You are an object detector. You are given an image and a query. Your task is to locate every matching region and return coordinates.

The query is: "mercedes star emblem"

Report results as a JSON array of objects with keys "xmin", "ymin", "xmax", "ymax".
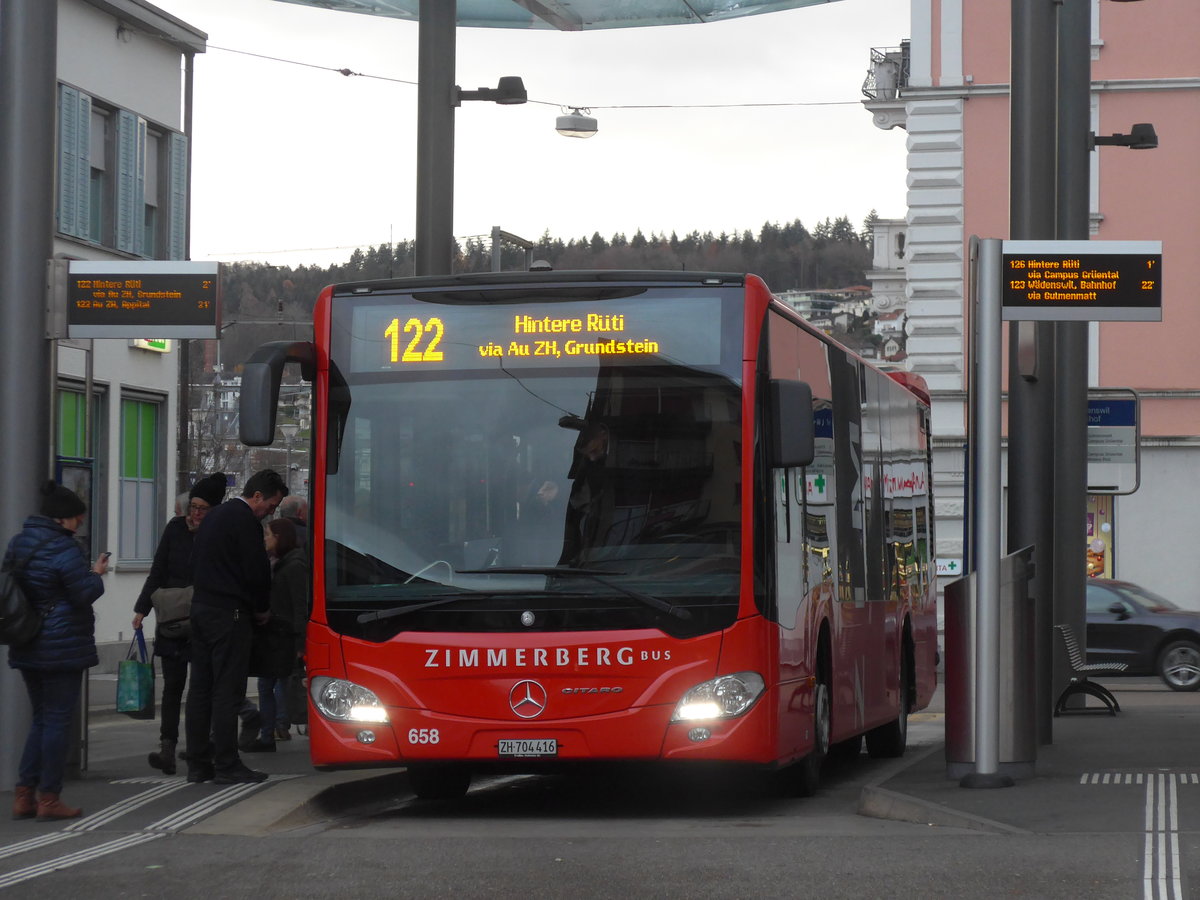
[{"xmin": 509, "ymin": 680, "xmax": 548, "ymax": 719}]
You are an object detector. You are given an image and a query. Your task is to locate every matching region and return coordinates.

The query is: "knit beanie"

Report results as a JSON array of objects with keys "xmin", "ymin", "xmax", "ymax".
[
  {"xmin": 40, "ymin": 480, "xmax": 87, "ymax": 519},
  {"xmin": 190, "ymin": 472, "xmax": 228, "ymax": 508}
]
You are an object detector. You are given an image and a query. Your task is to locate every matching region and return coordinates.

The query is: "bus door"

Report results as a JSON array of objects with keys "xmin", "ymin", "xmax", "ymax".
[
  {"xmin": 829, "ymin": 353, "xmax": 873, "ymax": 733},
  {"xmin": 860, "ymin": 371, "xmax": 894, "ymax": 726}
]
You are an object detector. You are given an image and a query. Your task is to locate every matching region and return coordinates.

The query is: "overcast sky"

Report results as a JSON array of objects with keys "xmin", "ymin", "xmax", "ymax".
[{"xmin": 154, "ymin": 0, "xmax": 911, "ymax": 267}]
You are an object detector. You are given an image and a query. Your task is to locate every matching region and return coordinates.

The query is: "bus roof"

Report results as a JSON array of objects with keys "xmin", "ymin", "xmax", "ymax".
[{"xmin": 327, "ymin": 270, "xmax": 749, "ymax": 297}]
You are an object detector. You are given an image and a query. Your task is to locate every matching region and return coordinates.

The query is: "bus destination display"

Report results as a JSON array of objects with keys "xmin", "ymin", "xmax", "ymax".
[
  {"xmin": 1001, "ymin": 240, "xmax": 1162, "ymax": 322},
  {"xmin": 66, "ymin": 261, "xmax": 220, "ymax": 339},
  {"xmin": 348, "ymin": 293, "xmax": 729, "ymax": 373}
]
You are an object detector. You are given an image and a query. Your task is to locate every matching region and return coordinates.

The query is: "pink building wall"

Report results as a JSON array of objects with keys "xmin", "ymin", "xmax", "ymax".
[{"xmin": 954, "ymin": 1, "xmax": 1200, "ymax": 437}]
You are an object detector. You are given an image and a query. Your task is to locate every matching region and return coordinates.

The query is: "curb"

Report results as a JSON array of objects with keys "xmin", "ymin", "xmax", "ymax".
[
  {"xmin": 186, "ymin": 769, "xmax": 409, "ymax": 836},
  {"xmin": 856, "ymin": 743, "xmax": 1030, "ymax": 834}
]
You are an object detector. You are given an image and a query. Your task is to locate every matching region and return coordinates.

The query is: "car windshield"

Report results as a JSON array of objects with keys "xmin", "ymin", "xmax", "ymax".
[{"xmin": 1124, "ymin": 583, "xmax": 1180, "ymax": 611}]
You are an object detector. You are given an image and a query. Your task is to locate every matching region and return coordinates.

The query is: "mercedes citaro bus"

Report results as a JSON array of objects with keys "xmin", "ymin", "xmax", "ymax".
[{"xmin": 239, "ymin": 271, "xmax": 936, "ymax": 799}]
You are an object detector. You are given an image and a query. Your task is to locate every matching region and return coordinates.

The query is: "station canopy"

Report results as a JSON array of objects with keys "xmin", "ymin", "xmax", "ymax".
[{"xmin": 274, "ymin": 0, "xmax": 843, "ymax": 31}]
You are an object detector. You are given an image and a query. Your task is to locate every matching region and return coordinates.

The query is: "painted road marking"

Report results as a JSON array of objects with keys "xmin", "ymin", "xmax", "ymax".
[
  {"xmin": 0, "ymin": 832, "xmax": 165, "ymax": 889},
  {"xmin": 0, "ymin": 774, "xmax": 299, "ymax": 888},
  {"xmin": 1082, "ymin": 771, "xmax": 1190, "ymax": 900}
]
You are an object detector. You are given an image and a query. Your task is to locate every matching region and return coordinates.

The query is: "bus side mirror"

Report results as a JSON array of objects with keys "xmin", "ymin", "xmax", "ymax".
[
  {"xmin": 239, "ymin": 341, "xmax": 316, "ymax": 446},
  {"xmin": 768, "ymin": 379, "xmax": 815, "ymax": 468}
]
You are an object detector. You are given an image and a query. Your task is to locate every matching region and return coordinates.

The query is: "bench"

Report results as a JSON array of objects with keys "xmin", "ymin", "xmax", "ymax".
[{"xmin": 1054, "ymin": 623, "xmax": 1128, "ymax": 716}]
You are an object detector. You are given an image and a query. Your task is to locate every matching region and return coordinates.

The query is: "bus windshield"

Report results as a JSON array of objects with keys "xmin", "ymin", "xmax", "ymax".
[{"xmin": 324, "ymin": 286, "xmax": 745, "ymax": 638}]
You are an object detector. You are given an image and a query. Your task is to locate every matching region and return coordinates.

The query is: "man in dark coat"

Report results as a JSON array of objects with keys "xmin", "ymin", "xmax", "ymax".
[
  {"xmin": 184, "ymin": 469, "xmax": 287, "ymax": 784},
  {"xmin": 7, "ymin": 481, "xmax": 108, "ymax": 820}
]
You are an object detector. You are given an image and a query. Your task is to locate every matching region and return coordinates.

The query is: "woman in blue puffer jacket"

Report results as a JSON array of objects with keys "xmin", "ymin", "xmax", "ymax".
[{"xmin": 6, "ymin": 481, "xmax": 108, "ymax": 821}]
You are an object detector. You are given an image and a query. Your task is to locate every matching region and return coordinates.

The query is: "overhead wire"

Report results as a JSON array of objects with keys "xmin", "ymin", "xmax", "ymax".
[
  {"xmin": 199, "ymin": 43, "xmax": 862, "ymax": 259},
  {"xmin": 205, "ymin": 43, "xmax": 860, "ymax": 110}
]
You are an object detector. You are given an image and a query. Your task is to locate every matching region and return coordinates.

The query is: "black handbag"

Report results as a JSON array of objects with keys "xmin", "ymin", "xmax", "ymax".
[
  {"xmin": 248, "ymin": 619, "xmax": 294, "ymax": 679},
  {"xmin": 150, "ymin": 585, "xmax": 193, "ymax": 640},
  {"xmin": 0, "ymin": 537, "xmax": 54, "ymax": 646}
]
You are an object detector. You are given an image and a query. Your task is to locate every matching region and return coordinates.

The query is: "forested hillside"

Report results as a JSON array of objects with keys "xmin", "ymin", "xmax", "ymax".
[{"xmin": 212, "ymin": 214, "xmax": 875, "ymax": 370}]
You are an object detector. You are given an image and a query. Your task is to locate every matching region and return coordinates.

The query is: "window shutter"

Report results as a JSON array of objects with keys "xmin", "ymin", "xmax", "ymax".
[
  {"xmin": 116, "ymin": 111, "xmax": 147, "ymax": 255},
  {"xmin": 167, "ymin": 132, "xmax": 189, "ymax": 260},
  {"xmin": 57, "ymin": 86, "xmax": 91, "ymax": 238}
]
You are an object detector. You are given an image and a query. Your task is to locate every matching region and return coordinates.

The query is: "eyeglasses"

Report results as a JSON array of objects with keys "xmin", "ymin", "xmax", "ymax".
[{"xmin": 188, "ymin": 502, "xmax": 211, "ymax": 513}]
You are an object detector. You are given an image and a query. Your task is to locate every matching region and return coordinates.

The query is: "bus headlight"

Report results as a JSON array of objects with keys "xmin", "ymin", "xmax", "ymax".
[
  {"xmin": 670, "ymin": 672, "xmax": 765, "ymax": 722},
  {"xmin": 310, "ymin": 676, "xmax": 389, "ymax": 723}
]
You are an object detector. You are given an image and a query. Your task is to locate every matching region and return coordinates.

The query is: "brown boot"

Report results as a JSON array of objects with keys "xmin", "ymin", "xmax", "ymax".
[
  {"xmin": 36, "ymin": 792, "xmax": 81, "ymax": 821},
  {"xmin": 12, "ymin": 785, "xmax": 35, "ymax": 820}
]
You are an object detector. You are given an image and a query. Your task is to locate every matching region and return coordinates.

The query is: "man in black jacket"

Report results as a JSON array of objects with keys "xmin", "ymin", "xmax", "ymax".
[{"xmin": 184, "ymin": 469, "xmax": 287, "ymax": 784}]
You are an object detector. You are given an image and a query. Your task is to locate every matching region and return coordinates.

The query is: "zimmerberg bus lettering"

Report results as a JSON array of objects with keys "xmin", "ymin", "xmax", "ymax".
[{"xmin": 423, "ymin": 646, "xmax": 671, "ymax": 668}]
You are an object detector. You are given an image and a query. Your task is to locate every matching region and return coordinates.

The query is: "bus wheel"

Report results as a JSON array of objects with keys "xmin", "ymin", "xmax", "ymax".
[
  {"xmin": 785, "ymin": 679, "xmax": 830, "ymax": 798},
  {"xmin": 407, "ymin": 766, "xmax": 471, "ymax": 800},
  {"xmin": 866, "ymin": 648, "xmax": 910, "ymax": 759}
]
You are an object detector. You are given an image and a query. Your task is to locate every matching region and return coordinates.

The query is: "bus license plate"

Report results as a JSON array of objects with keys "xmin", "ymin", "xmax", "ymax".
[{"xmin": 498, "ymin": 739, "xmax": 558, "ymax": 758}]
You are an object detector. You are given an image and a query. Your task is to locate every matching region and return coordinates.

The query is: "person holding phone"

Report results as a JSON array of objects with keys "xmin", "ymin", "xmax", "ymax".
[{"xmin": 6, "ymin": 481, "xmax": 107, "ymax": 821}]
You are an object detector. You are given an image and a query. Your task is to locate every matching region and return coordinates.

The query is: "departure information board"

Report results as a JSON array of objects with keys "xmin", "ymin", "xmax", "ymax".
[
  {"xmin": 1001, "ymin": 240, "xmax": 1162, "ymax": 322},
  {"xmin": 66, "ymin": 261, "xmax": 220, "ymax": 338}
]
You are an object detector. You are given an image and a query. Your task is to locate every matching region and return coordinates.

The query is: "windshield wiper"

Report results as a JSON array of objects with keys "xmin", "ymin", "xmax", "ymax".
[
  {"xmin": 357, "ymin": 592, "xmax": 486, "ymax": 625},
  {"xmin": 458, "ymin": 566, "xmax": 692, "ymax": 621}
]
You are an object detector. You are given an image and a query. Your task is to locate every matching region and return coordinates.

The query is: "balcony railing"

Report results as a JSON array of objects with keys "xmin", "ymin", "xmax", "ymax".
[{"xmin": 862, "ymin": 42, "xmax": 910, "ymax": 101}]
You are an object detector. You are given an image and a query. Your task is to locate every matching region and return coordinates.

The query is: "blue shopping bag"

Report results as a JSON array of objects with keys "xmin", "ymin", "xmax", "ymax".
[{"xmin": 116, "ymin": 630, "xmax": 155, "ymax": 720}]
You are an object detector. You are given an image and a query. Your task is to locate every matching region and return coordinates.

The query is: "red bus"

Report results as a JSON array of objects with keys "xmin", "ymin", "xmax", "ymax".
[{"xmin": 240, "ymin": 271, "xmax": 937, "ymax": 798}]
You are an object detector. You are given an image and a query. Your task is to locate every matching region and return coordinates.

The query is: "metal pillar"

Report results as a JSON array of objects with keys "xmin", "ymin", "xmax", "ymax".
[
  {"xmin": 1052, "ymin": 0, "xmax": 1092, "ymax": 693},
  {"xmin": 1007, "ymin": 0, "xmax": 1059, "ymax": 745},
  {"xmin": 0, "ymin": 0, "xmax": 57, "ymax": 785},
  {"xmin": 415, "ymin": 0, "xmax": 456, "ymax": 276},
  {"xmin": 960, "ymin": 239, "xmax": 1013, "ymax": 788}
]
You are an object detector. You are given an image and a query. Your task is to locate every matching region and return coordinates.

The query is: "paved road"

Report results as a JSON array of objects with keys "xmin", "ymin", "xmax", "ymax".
[{"xmin": 1, "ymin": 680, "xmax": 1196, "ymax": 897}]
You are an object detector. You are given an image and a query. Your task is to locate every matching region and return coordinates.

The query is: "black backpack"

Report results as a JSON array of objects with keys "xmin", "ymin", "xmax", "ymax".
[{"xmin": 0, "ymin": 538, "xmax": 53, "ymax": 646}]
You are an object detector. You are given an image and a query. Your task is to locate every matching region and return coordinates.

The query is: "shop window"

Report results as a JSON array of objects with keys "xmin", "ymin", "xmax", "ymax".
[{"xmin": 1087, "ymin": 494, "xmax": 1114, "ymax": 578}]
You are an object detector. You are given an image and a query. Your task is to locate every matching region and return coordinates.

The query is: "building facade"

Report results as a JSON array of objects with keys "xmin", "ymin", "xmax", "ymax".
[
  {"xmin": 863, "ymin": 1, "xmax": 1200, "ymax": 603},
  {"xmin": 51, "ymin": 0, "xmax": 205, "ymax": 664}
]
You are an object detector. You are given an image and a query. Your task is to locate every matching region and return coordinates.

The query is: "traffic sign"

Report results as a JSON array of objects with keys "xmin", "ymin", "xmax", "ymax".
[{"xmin": 1087, "ymin": 390, "xmax": 1139, "ymax": 495}]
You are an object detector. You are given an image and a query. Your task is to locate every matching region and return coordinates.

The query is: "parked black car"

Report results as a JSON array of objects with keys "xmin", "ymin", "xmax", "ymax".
[{"xmin": 1086, "ymin": 579, "xmax": 1200, "ymax": 691}]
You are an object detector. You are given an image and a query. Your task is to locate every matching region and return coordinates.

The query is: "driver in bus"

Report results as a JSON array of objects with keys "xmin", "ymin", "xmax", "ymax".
[{"xmin": 558, "ymin": 419, "xmax": 610, "ymax": 567}]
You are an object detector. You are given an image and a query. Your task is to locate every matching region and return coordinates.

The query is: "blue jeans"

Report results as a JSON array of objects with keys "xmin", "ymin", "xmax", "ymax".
[
  {"xmin": 18, "ymin": 669, "xmax": 83, "ymax": 794},
  {"xmin": 256, "ymin": 677, "xmax": 288, "ymax": 740}
]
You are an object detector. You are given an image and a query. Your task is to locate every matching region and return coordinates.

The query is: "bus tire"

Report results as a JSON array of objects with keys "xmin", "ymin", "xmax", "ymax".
[
  {"xmin": 779, "ymin": 678, "xmax": 830, "ymax": 798},
  {"xmin": 407, "ymin": 765, "xmax": 471, "ymax": 800},
  {"xmin": 866, "ymin": 644, "xmax": 910, "ymax": 759}
]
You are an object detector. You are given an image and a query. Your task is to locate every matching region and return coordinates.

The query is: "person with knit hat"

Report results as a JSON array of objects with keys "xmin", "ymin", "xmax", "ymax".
[
  {"xmin": 131, "ymin": 472, "xmax": 226, "ymax": 775},
  {"xmin": 6, "ymin": 480, "xmax": 108, "ymax": 821}
]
